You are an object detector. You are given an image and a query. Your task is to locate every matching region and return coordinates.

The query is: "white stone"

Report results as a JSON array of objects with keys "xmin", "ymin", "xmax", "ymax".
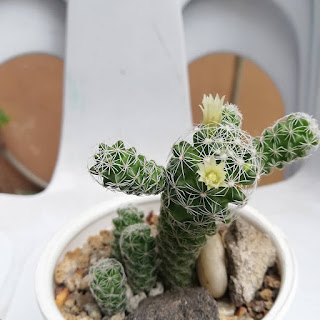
[
  {"xmin": 197, "ymin": 233, "xmax": 228, "ymax": 298},
  {"xmin": 148, "ymin": 282, "xmax": 164, "ymax": 297},
  {"xmin": 217, "ymin": 299, "xmax": 236, "ymax": 317},
  {"xmin": 102, "ymin": 312, "xmax": 125, "ymax": 320},
  {"xmin": 126, "ymin": 291, "xmax": 147, "ymax": 313}
]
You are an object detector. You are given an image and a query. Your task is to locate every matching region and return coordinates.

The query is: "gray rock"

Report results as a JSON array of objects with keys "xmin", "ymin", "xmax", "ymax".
[
  {"xmin": 126, "ymin": 287, "xmax": 219, "ymax": 320},
  {"xmin": 225, "ymin": 218, "xmax": 276, "ymax": 306}
]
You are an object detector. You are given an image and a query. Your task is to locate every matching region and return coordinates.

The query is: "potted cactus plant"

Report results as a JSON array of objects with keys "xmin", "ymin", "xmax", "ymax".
[{"xmin": 36, "ymin": 94, "xmax": 319, "ymax": 320}]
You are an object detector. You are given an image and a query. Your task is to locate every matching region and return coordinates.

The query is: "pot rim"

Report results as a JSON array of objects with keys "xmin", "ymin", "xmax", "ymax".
[{"xmin": 35, "ymin": 195, "xmax": 297, "ymax": 320}]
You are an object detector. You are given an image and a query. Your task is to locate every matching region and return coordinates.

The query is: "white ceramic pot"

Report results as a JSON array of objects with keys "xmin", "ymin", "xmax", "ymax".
[{"xmin": 36, "ymin": 195, "xmax": 297, "ymax": 320}]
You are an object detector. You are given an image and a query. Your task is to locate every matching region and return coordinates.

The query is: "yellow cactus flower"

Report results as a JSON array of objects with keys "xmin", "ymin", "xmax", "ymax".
[
  {"xmin": 199, "ymin": 94, "xmax": 225, "ymax": 126},
  {"xmin": 197, "ymin": 156, "xmax": 228, "ymax": 190}
]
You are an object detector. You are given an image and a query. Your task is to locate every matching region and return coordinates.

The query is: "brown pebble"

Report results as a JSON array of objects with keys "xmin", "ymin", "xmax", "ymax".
[
  {"xmin": 146, "ymin": 211, "xmax": 159, "ymax": 226},
  {"xmin": 64, "ymin": 298, "xmax": 76, "ymax": 309},
  {"xmin": 259, "ymin": 288, "xmax": 273, "ymax": 301},
  {"xmin": 265, "ymin": 300, "xmax": 274, "ymax": 310},
  {"xmin": 248, "ymin": 300, "xmax": 265, "ymax": 313},
  {"xmin": 55, "ymin": 285, "xmax": 65, "ymax": 296},
  {"xmin": 99, "ymin": 229, "xmax": 113, "ymax": 244},
  {"xmin": 88, "ymin": 235, "xmax": 103, "ymax": 249},
  {"xmin": 146, "ymin": 211, "xmax": 154, "ymax": 225},
  {"xmin": 55, "ymin": 287, "xmax": 69, "ymax": 307},
  {"xmin": 236, "ymin": 306, "xmax": 247, "ymax": 317},
  {"xmin": 76, "ymin": 268, "xmax": 84, "ymax": 276},
  {"xmin": 264, "ymin": 275, "xmax": 281, "ymax": 289}
]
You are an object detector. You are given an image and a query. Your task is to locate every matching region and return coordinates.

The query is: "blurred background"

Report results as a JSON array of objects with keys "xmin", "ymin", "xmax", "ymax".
[{"xmin": 0, "ymin": 53, "xmax": 284, "ymax": 194}]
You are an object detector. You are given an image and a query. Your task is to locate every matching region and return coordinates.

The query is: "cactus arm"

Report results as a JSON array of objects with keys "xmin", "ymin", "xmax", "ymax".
[
  {"xmin": 112, "ymin": 206, "xmax": 144, "ymax": 261},
  {"xmin": 120, "ymin": 223, "xmax": 157, "ymax": 294},
  {"xmin": 90, "ymin": 140, "xmax": 166, "ymax": 195},
  {"xmin": 89, "ymin": 258, "xmax": 127, "ymax": 317},
  {"xmin": 254, "ymin": 113, "xmax": 320, "ymax": 174}
]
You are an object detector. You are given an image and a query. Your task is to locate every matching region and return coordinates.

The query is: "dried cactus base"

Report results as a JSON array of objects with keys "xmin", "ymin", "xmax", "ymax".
[{"xmin": 54, "ymin": 213, "xmax": 280, "ymax": 320}]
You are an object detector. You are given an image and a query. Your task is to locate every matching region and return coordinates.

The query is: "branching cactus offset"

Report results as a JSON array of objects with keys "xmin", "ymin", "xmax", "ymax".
[
  {"xmin": 112, "ymin": 206, "xmax": 144, "ymax": 261},
  {"xmin": 89, "ymin": 258, "xmax": 127, "ymax": 317},
  {"xmin": 90, "ymin": 93, "xmax": 320, "ymax": 289},
  {"xmin": 90, "ymin": 140, "xmax": 165, "ymax": 195},
  {"xmin": 120, "ymin": 223, "xmax": 157, "ymax": 294},
  {"xmin": 254, "ymin": 113, "xmax": 320, "ymax": 174}
]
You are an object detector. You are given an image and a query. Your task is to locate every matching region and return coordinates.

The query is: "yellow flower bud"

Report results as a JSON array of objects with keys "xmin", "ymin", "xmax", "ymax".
[{"xmin": 199, "ymin": 94, "xmax": 225, "ymax": 126}]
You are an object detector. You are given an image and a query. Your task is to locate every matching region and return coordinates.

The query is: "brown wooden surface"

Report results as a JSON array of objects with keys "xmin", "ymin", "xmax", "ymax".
[{"xmin": 0, "ymin": 54, "xmax": 63, "ymax": 184}]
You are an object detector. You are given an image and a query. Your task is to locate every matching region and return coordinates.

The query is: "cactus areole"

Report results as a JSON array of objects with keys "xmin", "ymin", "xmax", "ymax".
[{"xmin": 90, "ymin": 94, "xmax": 320, "ymax": 289}]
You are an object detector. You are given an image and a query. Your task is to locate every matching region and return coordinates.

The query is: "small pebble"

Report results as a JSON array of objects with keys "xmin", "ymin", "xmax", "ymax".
[
  {"xmin": 126, "ymin": 292, "xmax": 147, "ymax": 313},
  {"xmin": 55, "ymin": 287, "xmax": 69, "ymax": 307},
  {"xmin": 236, "ymin": 306, "xmax": 247, "ymax": 317},
  {"xmin": 103, "ymin": 312, "xmax": 125, "ymax": 320},
  {"xmin": 217, "ymin": 300, "xmax": 236, "ymax": 316},
  {"xmin": 76, "ymin": 291, "xmax": 95, "ymax": 306},
  {"xmin": 80, "ymin": 274, "xmax": 90, "ymax": 290},
  {"xmin": 259, "ymin": 288, "xmax": 273, "ymax": 301},
  {"xmin": 148, "ymin": 282, "xmax": 164, "ymax": 297},
  {"xmin": 88, "ymin": 235, "xmax": 104, "ymax": 249},
  {"xmin": 66, "ymin": 272, "xmax": 83, "ymax": 292},
  {"xmin": 248, "ymin": 300, "xmax": 265, "ymax": 313},
  {"xmin": 64, "ymin": 298, "xmax": 76, "ymax": 309},
  {"xmin": 264, "ymin": 275, "xmax": 281, "ymax": 289},
  {"xmin": 264, "ymin": 300, "xmax": 274, "ymax": 310},
  {"xmin": 83, "ymin": 302, "xmax": 102, "ymax": 319},
  {"xmin": 90, "ymin": 248, "xmax": 111, "ymax": 266},
  {"xmin": 99, "ymin": 230, "xmax": 113, "ymax": 245}
]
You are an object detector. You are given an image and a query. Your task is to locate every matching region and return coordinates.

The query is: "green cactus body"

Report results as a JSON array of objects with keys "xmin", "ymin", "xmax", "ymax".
[
  {"xmin": 112, "ymin": 206, "xmax": 144, "ymax": 261},
  {"xmin": 255, "ymin": 113, "xmax": 320, "ymax": 174},
  {"xmin": 90, "ymin": 140, "xmax": 165, "ymax": 195},
  {"xmin": 120, "ymin": 223, "xmax": 157, "ymax": 294},
  {"xmin": 157, "ymin": 122, "xmax": 260, "ymax": 288},
  {"xmin": 89, "ymin": 258, "xmax": 127, "ymax": 317}
]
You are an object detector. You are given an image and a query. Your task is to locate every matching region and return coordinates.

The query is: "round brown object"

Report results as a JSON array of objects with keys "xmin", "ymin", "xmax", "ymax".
[{"xmin": 0, "ymin": 54, "xmax": 63, "ymax": 185}]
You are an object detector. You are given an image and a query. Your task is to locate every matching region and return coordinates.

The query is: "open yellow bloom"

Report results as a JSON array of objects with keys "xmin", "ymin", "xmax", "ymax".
[
  {"xmin": 199, "ymin": 94, "xmax": 225, "ymax": 126},
  {"xmin": 197, "ymin": 156, "xmax": 228, "ymax": 190}
]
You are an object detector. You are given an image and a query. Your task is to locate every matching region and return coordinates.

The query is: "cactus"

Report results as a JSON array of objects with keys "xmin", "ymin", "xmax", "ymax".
[
  {"xmin": 157, "ymin": 120, "xmax": 261, "ymax": 287},
  {"xmin": 112, "ymin": 206, "xmax": 144, "ymax": 261},
  {"xmin": 120, "ymin": 223, "xmax": 157, "ymax": 294},
  {"xmin": 90, "ymin": 93, "xmax": 320, "ymax": 289},
  {"xmin": 89, "ymin": 258, "xmax": 127, "ymax": 317},
  {"xmin": 254, "ymin": 112, "xmax": 320, "ymax": 174},
  {"xmin": 90, "ymin": 140, "xmax": 165, "ymax": 195}
]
